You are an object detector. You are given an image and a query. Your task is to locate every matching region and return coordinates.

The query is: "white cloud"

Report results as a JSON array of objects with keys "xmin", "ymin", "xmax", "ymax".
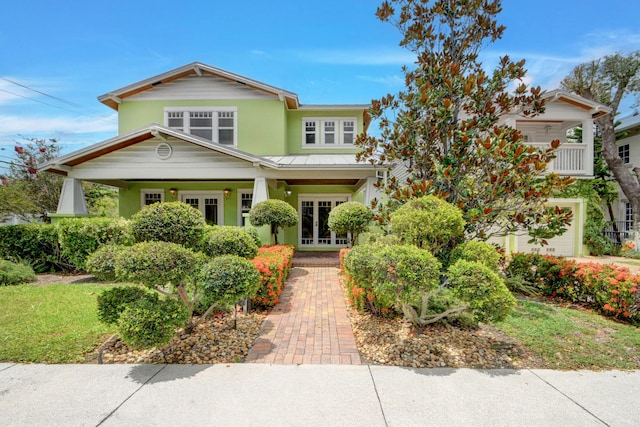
[
  {"xmin": 357, "ymin": 74, "xmax": 404, "ymax": 86},
  {"xmin": 0, "ymin": 114, "xmax": 117, "ymax": 138}
]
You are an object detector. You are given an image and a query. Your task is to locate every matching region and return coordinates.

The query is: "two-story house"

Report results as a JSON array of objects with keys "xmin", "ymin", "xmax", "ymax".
[{"xmin": 42, "ymin": 63, "xmax": 609, "ymax": 256}]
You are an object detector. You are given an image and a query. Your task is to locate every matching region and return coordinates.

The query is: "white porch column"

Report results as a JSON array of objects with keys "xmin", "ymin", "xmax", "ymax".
[
  {"xmin": 251, "ymin": 177, "xmax": 270, "ymax": 207},
  {"xmin": 56, "ymin": 178, "xmax": 88, "ymax": 215},
  {"xmin": 582, "ymin": 119, "xmax": 595, "ymax": 177}
]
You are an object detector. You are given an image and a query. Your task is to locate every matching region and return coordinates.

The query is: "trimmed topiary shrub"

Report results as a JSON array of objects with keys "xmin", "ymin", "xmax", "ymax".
[
  {"xmin": 86, "ymin": 244, "xmax": 126, "ymax": 282},
  {"xmin": 390, "ymin": 195, "xmax": 465, "ymax": 261},
  {"xmin": 130, "ymin": 201, "xmax": 206, "ymax": 249},
  {"xmin": 449, "ymin": 241, "xmax": 501, "ymax": 272},
  {"xmin": 447, "ymin": 260, "xmax": 516, "ymax": 323},
  {"xmin": 203, "ymin": 226, "xmax": 259, "ymax": 259},
  {"xmin": 0, "ymin": 259, "xmax": 36, "ymax": 286},
  {"xmin": 0, "ymin": 224, "xmax": 66, "ymax": 272},
  {"xmin": 198, "ymin": 255, "xmax": 261, "ymax": 310},
  {"xmin": 57, "ymin": 217, "xmax": 131, "ymax": 271},
  {"xmin": 327, "ymin": 201, "xmax": 373, "ymax": 247},
  {"xmin": 115, "ymin": 241, "xmax": 199, "ymax": 289},
  {"xmin": 248, "ymin": 199, "xmax": 298, "ymax": 244},
  {"xmin": 118, "ymin": 297, "xmax": 189, "ymax": 349},
  {"xmin": 97, "ymin": 286, "xmax": 158, "ymax": 325}
]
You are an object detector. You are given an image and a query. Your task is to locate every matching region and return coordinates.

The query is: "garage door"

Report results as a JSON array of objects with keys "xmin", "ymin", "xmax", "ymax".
[{"xmin": 516, "ymin": 205, "xmax": 576, "ymax": 257}]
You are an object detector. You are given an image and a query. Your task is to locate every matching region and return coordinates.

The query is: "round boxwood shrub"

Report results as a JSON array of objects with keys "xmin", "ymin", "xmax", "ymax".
[
  {"xmin": 198, "ymin": 255, "xmax": 261, "ymax": 308},
  {"xmin": 57, "ymin": 217, "xmax": 131, "ymax": 271},
  {"xmin": 0, "ymin": 259, "xmax": 36, "ymax": 286},
  {"xmin": 115, "ymin": 241, "xmax": 199, "ymax": 289},
  {"xmin": 86, "ymin": 244, "xmax": 126, "ymax": 282},
  {"xmin": 97, "ymin": 286, "xmax": 158, "ymax": 325},
  {"xmin": 130, "ymin": 201, "xmax": 206, "ymax": 249},
  {"xmin": 390, "ymin": 196, "xmax": 465, "ymax": 259},
  {"xmin": 328, "ymin": 201, "xmax": 373, "ymax": 247},
  {"xmin": 203, "ymin": 226, "xmax": 258, "ymax": 259},
  {"xmin": 248, "ymin": 199, "xmax": 298, "ymax": 244},
  {"xmin": 447, "ymin": 260, "xmax": 516, "ymax": 323},
  {"xmin": 449, "ymin": 241, "xmax": 501, "ymax": 272},
  {"xmin": 118, "ymin": 297, "xmax": 189, "ymax": 349}
]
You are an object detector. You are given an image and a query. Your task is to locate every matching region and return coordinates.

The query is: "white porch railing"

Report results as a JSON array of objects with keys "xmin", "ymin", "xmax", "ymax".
[{"xmin": 527, "ymin": 142, "xmax": 587, "ymax": 175}]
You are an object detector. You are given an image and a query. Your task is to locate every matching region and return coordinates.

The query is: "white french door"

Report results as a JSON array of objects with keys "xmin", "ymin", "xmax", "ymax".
[
  {"xmin": 180, "ymin": 191, "xmax": 223, "ymax": 225},
  {"xmin": 298, "ymin": 195, "xmax": 349, "ymax": 247}
]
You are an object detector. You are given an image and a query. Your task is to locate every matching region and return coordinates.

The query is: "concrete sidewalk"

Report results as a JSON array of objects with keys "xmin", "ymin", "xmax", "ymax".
[{"xmin": 1, "ymin": 363, "xmax": 638, "ymax": 426}]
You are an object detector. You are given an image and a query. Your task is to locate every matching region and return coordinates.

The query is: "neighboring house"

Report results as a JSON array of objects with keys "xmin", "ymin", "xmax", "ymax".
[
  {"xmin": 41, "ymin": 63, "xmax": 609, "ymax": 255},
  {"xmin": 605, "ymin": 111, "xmax": 640, "ymax": 242}
]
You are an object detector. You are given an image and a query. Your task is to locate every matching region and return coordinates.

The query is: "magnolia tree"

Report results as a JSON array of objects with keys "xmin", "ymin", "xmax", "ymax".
[{"xmin": 356, "ymin": 0, "xmax": 573, "ymax": 243}]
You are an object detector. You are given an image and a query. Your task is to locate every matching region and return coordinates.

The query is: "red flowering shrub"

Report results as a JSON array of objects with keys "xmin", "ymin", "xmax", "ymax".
[
  {"xmin": 507, "ymin": 253, "xmax": 640, "ymax": 323},
  {"xmin": 251, "ymin": 245, "xmax": 295, "ymax": 307}
]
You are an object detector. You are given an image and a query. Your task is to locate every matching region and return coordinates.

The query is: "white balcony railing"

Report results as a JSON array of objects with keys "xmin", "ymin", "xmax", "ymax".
[{"xmin": 527, "ymin": 142, "xmax": 587, "ymax": 175}]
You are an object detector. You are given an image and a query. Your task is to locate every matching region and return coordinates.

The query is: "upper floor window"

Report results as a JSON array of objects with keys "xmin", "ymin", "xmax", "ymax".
[
  {"xmin": 302, "ymin": 117, "xmax": 357, "ymax": 147},
  {"xmin": 619, "ymin": 144, "xmax": 630, "ymax": 164},
  {"xmin": 165, "ymin": 107, "xmax": 237, "ymax": 146}
]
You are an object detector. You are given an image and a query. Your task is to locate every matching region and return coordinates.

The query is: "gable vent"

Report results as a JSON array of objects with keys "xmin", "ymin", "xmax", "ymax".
[{"xmin": 155, "ymin": 143, "xmax": 173, "ymax": 160}]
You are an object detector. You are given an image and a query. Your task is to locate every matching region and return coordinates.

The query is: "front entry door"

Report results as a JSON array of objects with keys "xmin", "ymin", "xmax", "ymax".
[{"xmin": 299, "ymin": 196, "xmax": 349, "ymax": 247}]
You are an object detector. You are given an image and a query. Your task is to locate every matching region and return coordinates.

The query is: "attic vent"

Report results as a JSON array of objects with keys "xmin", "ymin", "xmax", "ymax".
[{"xmin": 155, "ymin": 143, "xmax": 173, "ymax": 160}]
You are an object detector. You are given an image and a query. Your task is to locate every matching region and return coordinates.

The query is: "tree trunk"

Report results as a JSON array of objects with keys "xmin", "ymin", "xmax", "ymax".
[{"xmin": 598, "ymin": 116, "xmax": 640, "ymax": 242}]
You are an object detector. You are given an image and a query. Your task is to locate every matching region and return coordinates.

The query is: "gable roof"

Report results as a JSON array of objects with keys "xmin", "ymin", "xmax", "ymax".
[
  {"xmin": 542, "ymin": 89, "xmax": 612, "ymax": 119},
  {"xmin": 98, "ymin": 62, "xmax": 301, "ymax": 111},
  {"xmin": 40, "ymin": 124, "xmax": 280, "ymax": 175}
]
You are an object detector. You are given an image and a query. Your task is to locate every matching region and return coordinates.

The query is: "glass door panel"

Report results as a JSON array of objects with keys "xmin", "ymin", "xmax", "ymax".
[
  {"xmin": 301, "ymin": 201, "xmax": 314, "ymax": 245},
  {"xmin": 317, "ymin": 201, "xmax": 332, "ymax": 245},
  {"xmin": 204, "ymin": 198, "xmax": 218, "ymax": 225}
]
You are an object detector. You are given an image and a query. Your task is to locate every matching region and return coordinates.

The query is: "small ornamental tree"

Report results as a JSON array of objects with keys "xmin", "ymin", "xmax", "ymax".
[
  {"xmin": 203, "ymin": 226, "xmax": 259, "ymax": 258},
  {"xmin": 130, "ymin": 201, "xmax": 206, "ymax": 250},
  {"xmin": 248, "ymin": 199, "xmax": 298, "ymax": 244},
  {"xmin": 328, "ymin": 201, "xmax": 374, "ymax": 247}
]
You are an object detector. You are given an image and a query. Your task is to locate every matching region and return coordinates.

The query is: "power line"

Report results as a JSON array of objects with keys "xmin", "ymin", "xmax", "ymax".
[
  {"xmin": 1, "ymin": 77, "xmax": 116, "ymax": 121},
  {"xmin": 0, "ymin": 88, "xmax": 116, "ymax": 124}
]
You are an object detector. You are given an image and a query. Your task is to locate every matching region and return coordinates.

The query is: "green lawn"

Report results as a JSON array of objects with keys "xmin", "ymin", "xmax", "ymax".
[
  {"xmin": 496, "ymin": 299, "xmax": 640, "ymax": 370},
  {"xmin": 0, "ymin": 283, "xmax": 118, "ymax": 363}
]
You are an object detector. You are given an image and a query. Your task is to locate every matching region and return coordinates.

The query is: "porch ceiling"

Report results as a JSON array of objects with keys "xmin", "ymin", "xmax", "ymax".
[{"xmin": 283, "ymin": 179, "xmax": 360, "ymax": 186}]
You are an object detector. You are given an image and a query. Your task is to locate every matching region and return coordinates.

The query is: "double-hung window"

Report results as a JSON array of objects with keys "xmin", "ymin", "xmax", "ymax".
[
  {"xmin": 165, "ymin": 108, "xmax": 237, "ymax": 146},
  {"xmin": 619, "ymin": 144, "xmax": 630, "ymax": 164},
  {"xmin": 302, "ymin": 118, "xmax": 357, "ymax": 147}
]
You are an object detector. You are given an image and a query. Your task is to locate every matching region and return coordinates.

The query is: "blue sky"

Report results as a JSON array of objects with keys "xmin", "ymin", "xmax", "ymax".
[{"xmin": 1, "ymin": 0, "xmax": 639, "ymax": 173}]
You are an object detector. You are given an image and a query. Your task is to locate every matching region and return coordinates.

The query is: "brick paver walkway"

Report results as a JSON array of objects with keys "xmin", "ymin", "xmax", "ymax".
[{"xmin": 246, "ymin": 267, "xmax": 361, "ymax": 365}]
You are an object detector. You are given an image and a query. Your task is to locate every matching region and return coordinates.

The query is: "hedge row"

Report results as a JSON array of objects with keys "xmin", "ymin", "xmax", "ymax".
[
  {"xmin": 507, "ymin": 253, "xmax": 640, "ymax": 323},
  {"xmin": 251, "ymin": 245, "xmax": 295, "ymax": 307}
]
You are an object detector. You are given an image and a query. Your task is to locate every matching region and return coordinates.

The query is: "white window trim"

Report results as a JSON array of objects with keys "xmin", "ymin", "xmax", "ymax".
[
  {"xmin": 179, "ymin": 190, "xmax": 225, "ymax": 225},
  {"xmin": 140, "ymin": 189, "xmax": 165, "ymax": 208},
  {"xmin": 164, "ymin": 107, "xmax": 238, "ymax": 147},
  {"xmin": 237, "ymin": 189, "xmax": 253, "ymax": 226},
  {"xmin": 301, "ymin": 117, "xmax": 357, "ymax": 148},
  {"xmin": 618, "ymin": 143, "xmax": 630, "ymax": 164}
]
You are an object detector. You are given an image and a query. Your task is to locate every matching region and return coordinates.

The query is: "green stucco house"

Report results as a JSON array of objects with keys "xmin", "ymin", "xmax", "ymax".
[{"xmin": 41, "ymin": 62, "xmax": 382, "ymax": 249}]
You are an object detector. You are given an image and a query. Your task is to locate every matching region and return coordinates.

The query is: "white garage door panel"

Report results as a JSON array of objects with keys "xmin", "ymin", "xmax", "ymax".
[{"xmin": 516, "ymin": 206, "xmax": 576, "ymax": 257}]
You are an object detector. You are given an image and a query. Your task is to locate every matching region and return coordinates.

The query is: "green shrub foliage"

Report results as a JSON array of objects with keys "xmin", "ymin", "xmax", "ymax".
[
  {"xmin": 0, "ymin": 224, "xmax": 66, "ymax": 272},
  {"xmin": 327, "ymin": 201, "xmax": 373, "ymax": 246},
  {"xmin": 449, "ymin": 241, "xmax": 501, "ymax": 272},
  {"xmin": 248, "ymin": 199, "xmax": 298, "ymax": 244},
  {"xmin": 390, "ymin": 196, "xmax": 465, "ymax": 259},
  {"xmin": 203, "ymin": 226, "xmax": 259, "ymax": 259},
  {"xmin": 57, "ymin": 217, "xmax": 131, "ymax": 270},
  {"xmin": 0, "ymin": 259, "xmax": 37, "ymax": 286},
  {"xmin": 117, "ymin": 297, "xmax": 189, "ymax": 349},
  {"xmin": 97, "ymin": 286, "xmax": 157, "ymax": 325},
  {"xmin": 115, "ymin": 241, "xmax": 199, "ymax": 289},
  {"xmin": 86, "ymin": 244, "xmax": 126, "ymax": 281},
  {"xmin": 130, "ymin": 201, "xmax": 206, "ymax": 249},
  {"xmin": 447, "ymin": 260, "xmax": 516, "ymax": 323},
  {"xmin": 198, "ymin": 255, "xmax": 261, "ymax": 308}
]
